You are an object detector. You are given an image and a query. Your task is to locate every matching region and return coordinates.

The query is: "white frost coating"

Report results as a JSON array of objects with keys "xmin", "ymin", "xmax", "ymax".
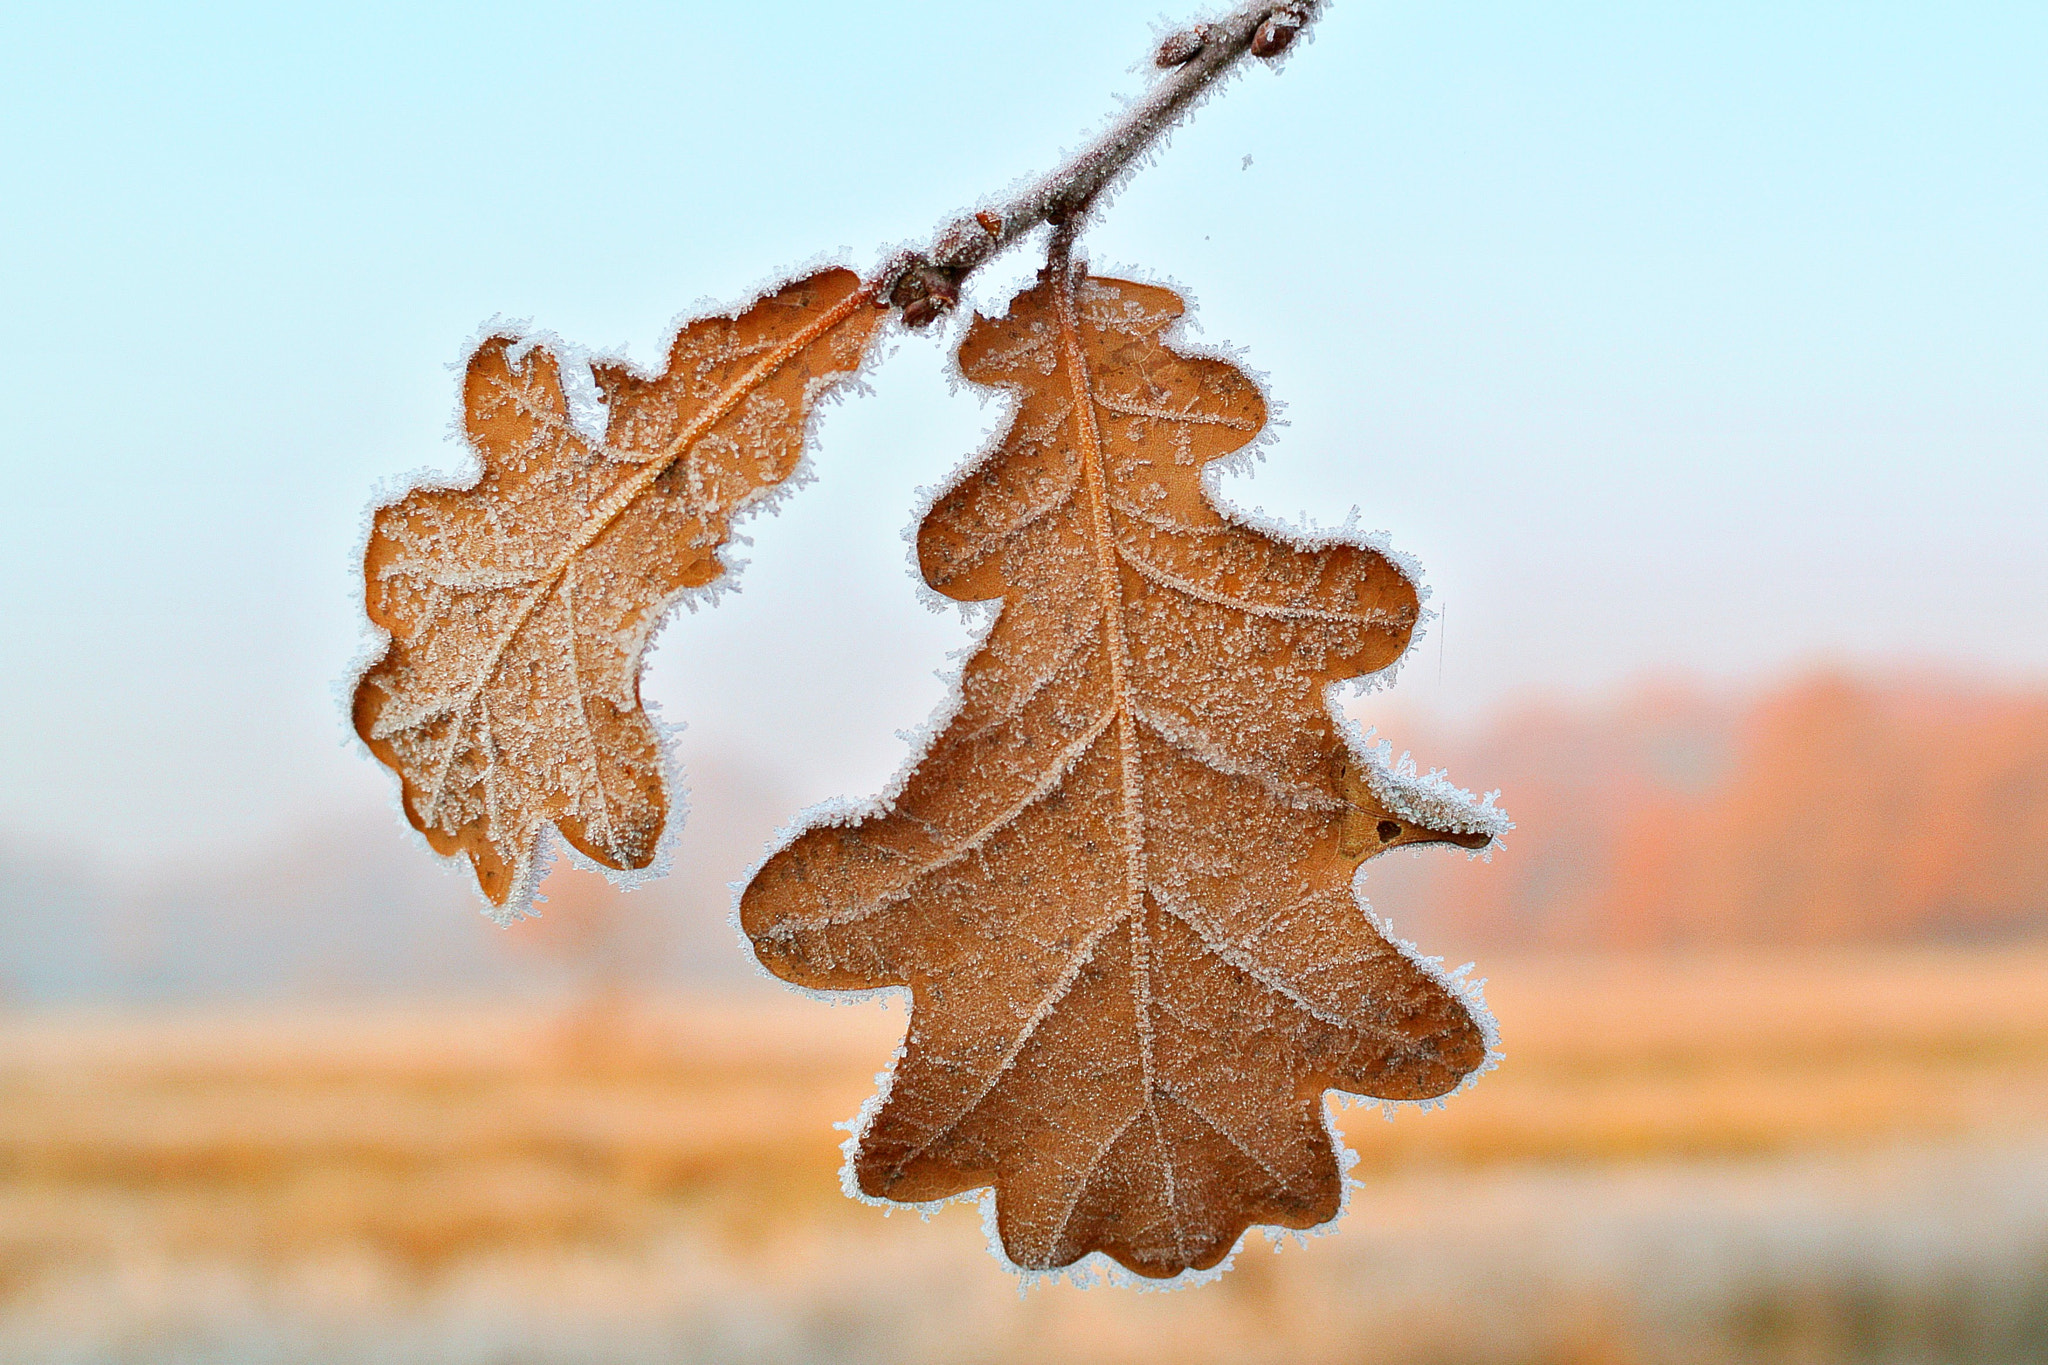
[
  {"xmin": 501, "ymin": 327, "xmax": 616, "ymax": 444},
  {"xmin": 801, "ymin": 1072, "xmax": 1373, "ymax": 1294},
  {"xmin": 723, "ymin": 577, "xmax": 1004, "ymax": 1007},
  {"xmin": 738, "ymin": 265, "xmax": 1509, "ymax": 1288},
  {"xmin": 1337, "ymin": 899, "xmax": 1507, "ymax": 1123},
  {"xmin": 1350, "ymin": 728, "xmax": 1514, "ymax": 846},
  {"xmin": 337, "ymin": 316, "xmax": 520, "ymax": 913},
  {"xmin": 1089, "ymin": 251, "xmax": 1434, "ymax": 714},
  {"xmin": 1087, "ymin": 251, "xmax": 1429, "ymax": 609},
  {"xmin": 810, "ymin": 1028, "xmax": 1279, "ymax": 1294},
  {"xmin": 342, "ymin": 255, "xmax": 887, "ymax": 923},
  {"xmin": 1029, "ymin": 4, "xmax": 1278, "ymax": 248}
]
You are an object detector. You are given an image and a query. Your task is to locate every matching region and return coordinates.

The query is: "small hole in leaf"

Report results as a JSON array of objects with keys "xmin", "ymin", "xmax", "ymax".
[{"xmin": 1376, "ymin": 820, "xmax": 1402, "ymax": 843}]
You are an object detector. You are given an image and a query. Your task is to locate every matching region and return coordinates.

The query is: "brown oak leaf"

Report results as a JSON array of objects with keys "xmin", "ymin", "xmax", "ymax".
[
  {"xmin": 741, "ymin": 260, "xmax": 1507, "ymax": 1279},
  {"xmin": 354, "ymin": 269, "xmax": 880, "ymax": 914}
]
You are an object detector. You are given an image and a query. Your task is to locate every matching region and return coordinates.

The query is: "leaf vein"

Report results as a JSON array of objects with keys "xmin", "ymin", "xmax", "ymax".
[{"xmin": 1117, "ymin": 540, "xmax": 1409, "ymax": 630}]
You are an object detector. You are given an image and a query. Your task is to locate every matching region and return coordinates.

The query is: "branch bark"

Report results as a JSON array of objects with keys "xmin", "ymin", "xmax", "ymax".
[{"xmin": 884, "ymin": 1, "xmax": 1320, "ymax": 326}]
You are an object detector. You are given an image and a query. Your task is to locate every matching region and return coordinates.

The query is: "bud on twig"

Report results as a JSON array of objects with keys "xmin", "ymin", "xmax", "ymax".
[
  {"xmin": 1251, "ymin": 5, "xmax": 1305, "ymax": 58},
  {"xmin": 1155, "ymin": 26, "xmax": 1206, "ymax": 68},
  {"xmin": 890, "ymin": 260, "xmax": 964, "ymax": 329}
]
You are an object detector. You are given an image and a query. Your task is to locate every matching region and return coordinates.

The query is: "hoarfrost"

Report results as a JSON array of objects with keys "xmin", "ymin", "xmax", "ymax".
[
  {"xmin": 347, "ymin": 269, "xmax": 883, "ymax": 919},
  {"xmin": 741, "ymin": 264, "xmax": 1507, "ymax": 1285}
]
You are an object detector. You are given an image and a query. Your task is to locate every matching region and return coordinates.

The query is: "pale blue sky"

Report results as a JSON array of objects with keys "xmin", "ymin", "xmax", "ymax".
[{"xmin": 3, "ymin": 2, "xmax": 2044, "ymax": 872}]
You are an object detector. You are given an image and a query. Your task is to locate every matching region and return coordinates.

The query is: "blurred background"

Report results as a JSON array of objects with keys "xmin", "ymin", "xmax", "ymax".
[{"xmin": 3, "ymin": 2, "xmax": 2046, "ymax": 1361}]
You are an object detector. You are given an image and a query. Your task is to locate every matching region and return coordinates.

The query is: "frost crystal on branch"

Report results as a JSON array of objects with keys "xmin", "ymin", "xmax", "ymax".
[{"xmin": 741, "ymin": 262, "xmax": 1503, "ymax": 1280}]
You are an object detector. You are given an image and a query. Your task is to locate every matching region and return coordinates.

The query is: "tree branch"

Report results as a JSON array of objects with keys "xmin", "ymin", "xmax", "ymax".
[{"xmin": 884, "ymin": 1, "xmax": 1318, "ymax": 326}]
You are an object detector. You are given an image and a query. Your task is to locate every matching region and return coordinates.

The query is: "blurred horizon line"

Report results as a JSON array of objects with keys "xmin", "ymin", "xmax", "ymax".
[{"xmin": 4, "ymin": 659, "xmax": 2043, "ymax": 1009}]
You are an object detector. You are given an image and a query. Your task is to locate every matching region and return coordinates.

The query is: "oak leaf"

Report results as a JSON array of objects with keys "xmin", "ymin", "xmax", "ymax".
[
  {"xmin": 741, "ymin": 263, "xmax": 1507, "ymax": 1278},
  {"xmin": 354, "ymin": 269, "xmax": 880, "ymax": 914}
]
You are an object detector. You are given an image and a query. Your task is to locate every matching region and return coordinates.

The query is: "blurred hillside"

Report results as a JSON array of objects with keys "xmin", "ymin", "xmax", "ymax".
[
  {"xmin": 5, "ymin": 672, "xmax": 2044, "ymax": 1005},
  {"xmin": 1366, "ymin": 672, "xmax": 2048, "ymax": 955}
]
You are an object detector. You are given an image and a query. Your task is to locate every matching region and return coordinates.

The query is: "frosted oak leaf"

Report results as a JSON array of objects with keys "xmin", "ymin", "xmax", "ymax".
[
  {"xmin": 354, "ymin": 269, "xmax": 880, "ymax": 914},
  {"xmin": 741, "ymin": 262, "xmax": 1506, "ymax": 1279}
]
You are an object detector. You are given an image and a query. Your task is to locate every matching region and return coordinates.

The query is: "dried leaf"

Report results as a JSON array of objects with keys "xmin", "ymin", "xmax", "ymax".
[
  {"xmin": 741, "ymin": 264, "xmax": 1504, "ymax": 1279},
  {"xmin": 354, "ymin": 269, "xmax": 880, "ymax": 913}
]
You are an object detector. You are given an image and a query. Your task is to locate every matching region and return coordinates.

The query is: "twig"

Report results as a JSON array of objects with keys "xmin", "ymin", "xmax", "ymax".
[{"xmin": 885, "ymin": 1, "xmax": 1318, "ymax": 326}]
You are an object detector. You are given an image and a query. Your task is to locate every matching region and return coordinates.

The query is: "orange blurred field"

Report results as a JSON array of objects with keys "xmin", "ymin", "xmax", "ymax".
[{"xmin": 5, "ymin": 948, "xmax": 2048, "ymax": 1363}]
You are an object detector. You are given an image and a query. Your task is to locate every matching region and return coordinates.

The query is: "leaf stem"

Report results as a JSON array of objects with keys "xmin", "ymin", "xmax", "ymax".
[{"xmin": 884, "ymin": 1, "xmax": 1319, "ymax": 326}]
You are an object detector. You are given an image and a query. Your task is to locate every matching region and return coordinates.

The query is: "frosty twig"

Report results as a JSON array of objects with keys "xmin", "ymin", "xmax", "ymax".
[{"xmin": 885, "ymin": 1, "xmax": 1318, "ymax": 326}]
